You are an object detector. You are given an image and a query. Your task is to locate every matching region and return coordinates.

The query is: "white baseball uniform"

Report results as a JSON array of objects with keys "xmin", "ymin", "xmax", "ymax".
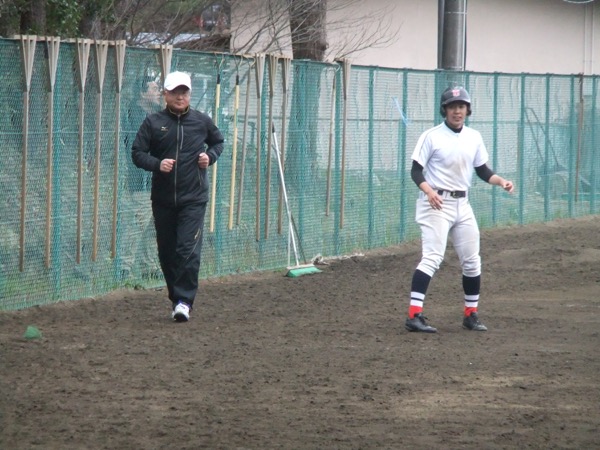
[{"xmin": 411, "ymin": 122, "xmax": 489, "ymax": 278}]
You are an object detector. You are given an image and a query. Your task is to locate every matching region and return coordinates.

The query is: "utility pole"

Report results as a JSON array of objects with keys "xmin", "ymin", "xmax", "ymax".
[{"xmin": 438, "ymin": 0, "xmax": 467, "ymax": 71}]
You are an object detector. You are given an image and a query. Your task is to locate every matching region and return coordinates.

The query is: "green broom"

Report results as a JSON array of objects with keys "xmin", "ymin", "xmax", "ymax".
[{"xmin": 272, "ymin": 125, "xmax": 322, "ymax": 277}]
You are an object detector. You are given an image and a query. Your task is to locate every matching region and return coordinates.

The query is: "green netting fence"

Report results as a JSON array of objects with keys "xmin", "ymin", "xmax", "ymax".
[{"xmin": 1, "ymin": 37, "xmax": 599, "ymax": 310}]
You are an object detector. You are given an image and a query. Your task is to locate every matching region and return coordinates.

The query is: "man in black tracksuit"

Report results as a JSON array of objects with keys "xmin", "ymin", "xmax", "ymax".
[{"xmin": 132, "ymin": 71, "xmax": 224, "ymax": 322}]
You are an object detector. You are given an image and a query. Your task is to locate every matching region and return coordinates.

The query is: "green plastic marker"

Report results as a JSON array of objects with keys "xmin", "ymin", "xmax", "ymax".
[{"xmin": 23, "ymin": 325, "xmax": 42, "ymax": 340}]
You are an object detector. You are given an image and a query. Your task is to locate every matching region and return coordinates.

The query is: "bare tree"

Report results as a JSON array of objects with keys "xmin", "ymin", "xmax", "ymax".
[
  {"xmin": 230, "ymin": 0, "xmax": 400, "ymax": 62},
  {"xmin": 1, "ymin": 0, "xmax": 399, "ymax": 62},
  {"xmin": 106, "ymin": 0, "xmax": 400, "ymax": 60},
  {"xmin": 0, "ymin": 0, "xmax": 229, "ymax": 51},
  {"xmin": 72, "ymin": 0, "xmax": 216, "ymax": 45},
  {"xmin": 289, "ymin": 0, "xmax": 328, "ymax": 60}
]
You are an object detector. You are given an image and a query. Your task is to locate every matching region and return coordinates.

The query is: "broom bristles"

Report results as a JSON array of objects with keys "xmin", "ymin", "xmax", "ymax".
[{"xmin": 286, "ymin": 264, "xmax": 322, "ymax": 277}]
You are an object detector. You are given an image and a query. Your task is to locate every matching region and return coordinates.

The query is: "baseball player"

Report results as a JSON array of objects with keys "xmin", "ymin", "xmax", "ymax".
[{"xmin": 405, "ymin": 86, "xmax": 514, "ymax": 333}]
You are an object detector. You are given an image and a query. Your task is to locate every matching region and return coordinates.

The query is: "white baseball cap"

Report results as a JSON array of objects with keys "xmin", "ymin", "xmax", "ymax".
[{"xmin": 164, "ymin": 71, "xmax": 192, "ymax": 91}]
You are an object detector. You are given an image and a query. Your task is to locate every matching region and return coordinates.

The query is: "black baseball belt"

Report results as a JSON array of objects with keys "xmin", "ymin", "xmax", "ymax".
[{"xmin": 437, "ymin": 190, "xmax": 466, "ymax": 198}]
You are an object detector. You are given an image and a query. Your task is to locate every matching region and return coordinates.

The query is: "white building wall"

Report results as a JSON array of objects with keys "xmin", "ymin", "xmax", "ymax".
[
  {"xmin": 334, "ymin": 0, "xmax": 438, "ymax": 70},
  {"xmin": 231, "ymin": 0, "xmax": 600, "ymax": 75},
  {"xmin": 467, "ymin": 0, "xmax": 597, "ymax": 75}
]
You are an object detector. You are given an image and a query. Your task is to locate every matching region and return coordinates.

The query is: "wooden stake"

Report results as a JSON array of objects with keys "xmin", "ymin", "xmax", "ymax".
[
  {"xmin": 265, "ymin": 54, "xmax": 278, "ymax": 239},
  {"xmin": 340, "ymin": 59, "xmax": 351, "ymax": 229},
  {"xmin": 92, "ymin": 40, "xmax": 108, "ymax": 262},
  {"xmin": 326, "ymin": 71, "xmax": 337, "ymax": 217},
  {"xmin": 75, "ymin": 38, "xmax": 92, "ymax": 264},
  {"xmin": 254, "ymin": 54, "xmax": 265, "ymax": 241},
  {"xmin": 228, "ymin": 67, "xmax": 241, "ymax": 230},
  {"xmin": 209, "ymin": 62, "xmax": 222, "ymax": 233},
  {"xmin": 158, "ymin": 44, "xmax": 173, "ymax": 89},
  {"xmin": 278, "ymin": 58, "xmax": 291, "ymax": 234},
  {"xmin": 18, "ymin": 35, "xmax": 37, "ymax": 272},
  {"xmin": 111, "ymin": 40, "xmax": 126, "ymax": 259},
  {"xmin": 236, "ymin": 62, "xmax": 253, "ymax": 226},
  {"xmin": 45, "ymin": 36, "xmax": 60, "ymax": 268}
]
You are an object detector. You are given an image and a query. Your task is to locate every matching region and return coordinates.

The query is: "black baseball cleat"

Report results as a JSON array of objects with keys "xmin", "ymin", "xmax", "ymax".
[
  {"xmin": 463, "ymin": 312, "xmax": 487, "ymax": 331},
  {"xmin": 405, "ymin": 313, "xmax": 437, "ymax": 333}
]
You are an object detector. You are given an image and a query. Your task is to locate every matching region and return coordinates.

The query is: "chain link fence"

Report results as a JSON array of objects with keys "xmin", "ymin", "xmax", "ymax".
[{"xmin": 1, "ymin": 37, "xmax": 598, "ymax": 310}]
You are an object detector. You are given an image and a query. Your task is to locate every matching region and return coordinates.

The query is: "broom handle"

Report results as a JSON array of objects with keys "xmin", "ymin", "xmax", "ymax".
[{"xmin": 272, "ymin": 126, "xmax": 300, "ymax": 266}]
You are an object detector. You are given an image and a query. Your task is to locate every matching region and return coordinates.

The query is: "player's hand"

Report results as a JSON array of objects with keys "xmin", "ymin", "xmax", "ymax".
[
  {"xmin": 427, "ymin": 191, "xmax": 443, "ymax": 210},
  {"xmin": 160, "ymin": 158, "xmax": 176, "ymax": 173},
  {"xmin": 500, "ymin": 179, "xmax": 514, "ymax": 194},
  {"xmin": 198, "ymin": 152, "xmax": 209, "ymax": 169}
]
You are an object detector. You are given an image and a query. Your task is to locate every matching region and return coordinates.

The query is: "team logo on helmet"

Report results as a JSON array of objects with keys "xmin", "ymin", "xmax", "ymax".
[{"xmin": 440, "ymin": 86, "xmax": 471, "ymax": 117}]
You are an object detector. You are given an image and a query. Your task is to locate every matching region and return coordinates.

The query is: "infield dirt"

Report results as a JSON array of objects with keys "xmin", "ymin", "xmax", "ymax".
[{"xmin": 1, "ymin": 216, "xmax": 599, "ymax": 449}]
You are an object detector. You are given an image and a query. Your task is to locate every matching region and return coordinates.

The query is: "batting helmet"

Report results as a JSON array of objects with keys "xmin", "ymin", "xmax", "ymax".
[{"xmin": 440, "ymin": 86, "xmax": 471, "ymax": 117}]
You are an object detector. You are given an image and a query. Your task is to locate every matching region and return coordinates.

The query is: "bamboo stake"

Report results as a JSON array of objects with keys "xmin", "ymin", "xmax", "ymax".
[
  {"xmin": 18, "ymin": 35, "xmax": 37, "ymax": 272},
  {"xmin": 254, "ymin": 54, "xmax": 265, "ymax": 241},
  {"xmin": 265, "ymin": 54, "xmax": 278, "ymax": 239},
  {"xmin": 92, "ymin": 40, "xmax": 108, "ymax": 262},
  {"xmin": 75, "ymin": 39, "xmax": 91, "ymax": 264},
  {"xmin": 210, "ymin": 56, "xmax": 222, "ymax": 233},
  {"xmin": 278, "ymin": 58, "xmax": 291, "ymax": 234},
  {"xmin": 340, "ymin": 59, "xmax": 351, "ymax": 229},
  {"xmin": 576, "ymin": 73, "xmax": 584, "ymax": 202},
  {"xmin": 228, "ymin": 60, "xmax": 241, "ymax": 230},
  {"xmin": 112, "ymin": 40, "xmax": 126, "ymax": 259},
  {"xmin": 45, "ymin": 37, "xmax": 60, "ymax": 268},
  {"xmin": 158, "ymin": 44, "xmax": 173, "ymax": 91},
  {"xmin": 325, "ymin": 71, "xmax": 337, "ymax": 217},
  {"xmin": 236, "ymin": 61, "xmax": 253, "ymax": 226}
]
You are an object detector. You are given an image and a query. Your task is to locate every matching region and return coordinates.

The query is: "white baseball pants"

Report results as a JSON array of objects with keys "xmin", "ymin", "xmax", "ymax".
[{"xmin": 415, "ymin": 192, "xmax": 481, "ymax": 278}]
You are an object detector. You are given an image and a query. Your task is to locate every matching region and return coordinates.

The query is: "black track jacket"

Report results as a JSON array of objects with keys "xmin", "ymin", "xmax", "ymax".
[{"xmin": 132, "ymin": 108, "xmax": 224, "ymax": 207}]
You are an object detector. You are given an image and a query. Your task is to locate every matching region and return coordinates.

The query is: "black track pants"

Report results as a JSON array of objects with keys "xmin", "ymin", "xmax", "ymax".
[{"xmin": 152, "ymin": 201, "xmax": 207, "ymax": 307}]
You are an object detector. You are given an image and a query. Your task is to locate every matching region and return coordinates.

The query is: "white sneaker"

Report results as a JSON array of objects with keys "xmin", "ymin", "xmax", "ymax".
[{"xmin": 172, "ymin": 302, "xmax": 190, "ymax": 322}]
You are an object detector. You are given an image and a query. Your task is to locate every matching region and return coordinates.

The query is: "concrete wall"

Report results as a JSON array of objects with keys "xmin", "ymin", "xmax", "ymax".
[
  {"xmin": 467, "ymin": 0, "xmax": 597, "ymax": 74},
  {"xmin": 231, "ymin": 0, "xmax": 600, "ymax": 75}
]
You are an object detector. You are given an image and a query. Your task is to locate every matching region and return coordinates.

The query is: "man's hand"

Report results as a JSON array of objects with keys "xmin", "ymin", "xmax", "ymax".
[
  {"xmin": 490, "ymin": 175, "xmax": 514, "ymax": 194},
  {"xmin": 500, "ymin": 179, "xmax": 514, "ymax": 194},
  {"xmin": 198, "ymin": 152, "xmax": 209, "ymax": 169},
  {"xmin": 160, "ymin": 158, "xmax": 176, "ymax": 173},
  {"xmin": 426, "ymin": 190, "xmax": 443, "ymax": 210}
]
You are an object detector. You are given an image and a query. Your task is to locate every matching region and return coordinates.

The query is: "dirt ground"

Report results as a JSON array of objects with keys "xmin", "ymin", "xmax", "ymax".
[{"xmin": 1, "ymin": 216, "xmax": 600, "ymax": 450}]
